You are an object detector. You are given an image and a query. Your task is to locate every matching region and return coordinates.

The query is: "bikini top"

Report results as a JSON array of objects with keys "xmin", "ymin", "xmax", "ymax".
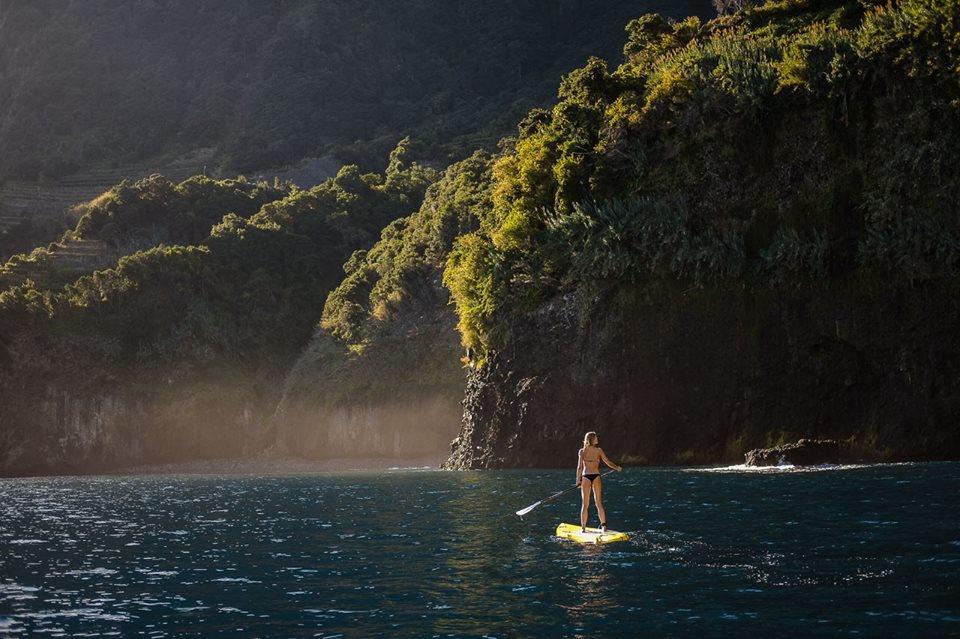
[{"xmin": 581, "ymin": 447, "xmax": 601, "ymax": 473}]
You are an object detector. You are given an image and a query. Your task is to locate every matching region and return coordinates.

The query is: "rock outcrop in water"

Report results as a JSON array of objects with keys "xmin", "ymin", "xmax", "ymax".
[{"xmin": 744, "ymin": 439, "xmax": 853, "ymax": 467}]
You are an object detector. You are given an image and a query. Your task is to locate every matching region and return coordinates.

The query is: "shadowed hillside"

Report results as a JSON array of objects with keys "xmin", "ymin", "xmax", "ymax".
[
  {"xmin": 0, "ymin": 0, "xmax": 711, "ymax": 181},
  {"xmin": 0, "ymin": 0, "xmax": 712, "ymax": 263}
]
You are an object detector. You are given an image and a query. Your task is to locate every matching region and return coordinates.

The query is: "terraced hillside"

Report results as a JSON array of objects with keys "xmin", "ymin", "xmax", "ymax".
[
  {"xmin": 0, "ymin": 239, "xmax": 117, "ymax": 290},
  {"xmin": 0, "ymin": 148, "xmax": 214, "ymax": 220},
  {"xmin": 0, "ymin": 149, "xmax": 214, "ymax": 260}
]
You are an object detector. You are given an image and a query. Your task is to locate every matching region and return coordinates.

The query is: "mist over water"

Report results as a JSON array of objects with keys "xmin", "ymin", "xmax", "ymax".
[{"xmin": 1, "ymin": 464, "xmax": 958, "ymax": 637}]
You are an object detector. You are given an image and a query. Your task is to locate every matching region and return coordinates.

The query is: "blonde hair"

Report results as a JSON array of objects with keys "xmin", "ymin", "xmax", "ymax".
[{"xmin": 583, "ymin": 431, "xmax": 597, "ymax": 447}]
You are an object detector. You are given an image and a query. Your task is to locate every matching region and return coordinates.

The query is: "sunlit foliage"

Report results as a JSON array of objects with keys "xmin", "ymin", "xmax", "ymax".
[
  {"xmin": 0, "ymin": 143, "xmax": 436, "ymax": 390},
  {"xmin": 322, "ymin": 151, "xmax": 492, "ymax": 345},
  {"xmin": 444, "ymin": 0, "xmax": 960, "ymax": 358}
]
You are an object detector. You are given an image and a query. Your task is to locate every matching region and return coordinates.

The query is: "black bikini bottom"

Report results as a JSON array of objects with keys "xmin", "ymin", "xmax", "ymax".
[{"xmin": 582, "ymin": 473, "xmax": 600, "ymax": 482}]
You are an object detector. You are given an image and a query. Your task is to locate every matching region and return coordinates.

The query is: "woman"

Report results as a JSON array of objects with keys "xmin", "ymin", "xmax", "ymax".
[{"xmin": 576, "ymin": 431, "xmax": 622, "ymax": 532}]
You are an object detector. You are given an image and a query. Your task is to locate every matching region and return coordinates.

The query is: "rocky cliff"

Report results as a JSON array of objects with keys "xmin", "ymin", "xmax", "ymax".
[
  {"xmin": 0, "ymin": 380, "xmax": 272, "ymax": 476},
  {"xmin": 440, "ymin": 0, "xmax": 960, "ymax": 468},
  {"xmin": 270, "ymin": 152, "xmax": 492, "ymax": 465},
  {"xmin": 5, "ymin": 0, "xmax": 960, "ymax": 476},
  {"xmin": 445, "ymin": 279, "xmax": 960, "ymax": 468},
  {"xmin": 0, "ymin": 149, "xmax": 436, "ymax": 477},
  {"xmin": 273, "ymin": 279, "xmax": 464, "ymax": 461}
]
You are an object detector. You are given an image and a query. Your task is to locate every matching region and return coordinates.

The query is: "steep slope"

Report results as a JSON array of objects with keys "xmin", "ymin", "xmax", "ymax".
[
  {"xmin": 0, "ymin": 0, "xmax": 711, "ymax": 181},
  {"xmin": 442, "ymin": 0, "xmax": 960, "ymax": 467},
  {"xmin": 274, "ymin": 152, "xmax": 492, "ymax": 461},
  {"xmin": 0, "ymin": 0, "xmax": 714, "ymax": 267}
]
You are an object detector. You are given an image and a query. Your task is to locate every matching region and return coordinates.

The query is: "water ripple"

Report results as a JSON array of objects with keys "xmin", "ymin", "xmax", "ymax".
[{"xmin": 0, "ymin": 465, "xmax": 957, "ymax": 636}]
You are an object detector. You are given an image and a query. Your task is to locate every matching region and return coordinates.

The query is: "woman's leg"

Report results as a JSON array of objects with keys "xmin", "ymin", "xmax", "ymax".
[
  {"xmin": 580, "ymin": 479, "xmax": 592, "ymax": 531},
  {"xmin": 592, "ymin": 477, "xmax": 607, "ymax": 530}
]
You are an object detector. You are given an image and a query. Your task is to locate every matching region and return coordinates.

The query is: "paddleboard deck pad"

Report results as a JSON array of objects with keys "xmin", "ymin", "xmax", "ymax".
[{"xmin": 556, "ymin": 523, "xmax": 629, "ymax": 544}]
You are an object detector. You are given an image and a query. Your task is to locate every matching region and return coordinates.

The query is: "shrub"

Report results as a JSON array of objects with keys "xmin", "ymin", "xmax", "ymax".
[
  {"xmin": 760, "ymin": 227, "xmax": 829, "ymax": 284},
  {"xmin": 321, "ymin": 151, "xmax": 492, "ymax": 345},
  {"xmin": 544, "ymin": 197, "xmax": 745, "ymax": 286},
  {"xmin": 443, "ymin": 233, "xmax": 506, "ymax": 356},
  {"xmin": 707, "ymin": 31, "xmax": 780, "ymax": 110},
  {"xmin": 858, "ymin": 215, "xmax": 960, "ymax": 279},
  {"xmin": 776, "ymin": 22, "xmax": 855, "ymax": 93}
]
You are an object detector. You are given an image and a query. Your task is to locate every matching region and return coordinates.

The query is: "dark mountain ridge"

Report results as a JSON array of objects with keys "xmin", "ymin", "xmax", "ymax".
[{"xmin": 0, "ymin": 0, "xmax": 709, "ymax": 180}]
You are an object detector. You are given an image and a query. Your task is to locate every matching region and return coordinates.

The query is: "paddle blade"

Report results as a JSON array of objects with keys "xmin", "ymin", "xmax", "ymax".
[{"xmin": 515, "ymin": 500, "xmax": 542, "ymax": 517}]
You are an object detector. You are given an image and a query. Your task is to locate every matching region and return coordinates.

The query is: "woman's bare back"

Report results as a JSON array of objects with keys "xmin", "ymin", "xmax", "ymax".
[{"xmin": 581, "ymin": 446, "xmax": 602, "ymax": 475}]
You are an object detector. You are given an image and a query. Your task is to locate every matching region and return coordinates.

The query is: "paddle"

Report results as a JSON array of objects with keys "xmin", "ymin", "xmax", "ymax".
[{"xmin": 515, "ymin": 469, "xmax": 617, "ymax": 517}]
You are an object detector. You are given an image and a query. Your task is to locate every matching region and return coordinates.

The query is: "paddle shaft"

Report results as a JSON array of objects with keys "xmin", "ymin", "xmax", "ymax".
[{"xmin": 515, "ymin": 469, "xmax": 617, "ymax": 517}]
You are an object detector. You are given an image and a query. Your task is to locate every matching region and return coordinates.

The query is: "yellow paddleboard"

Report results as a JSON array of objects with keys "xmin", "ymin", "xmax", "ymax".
[{"xmin": 556, "ymin": 523, "xmax": 629, "ymax": 544}]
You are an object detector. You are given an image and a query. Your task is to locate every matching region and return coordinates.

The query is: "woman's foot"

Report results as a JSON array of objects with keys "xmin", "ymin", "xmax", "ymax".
[{"xmin": 600, "ymin": 522, "xmax": 607, "ymax": 533}]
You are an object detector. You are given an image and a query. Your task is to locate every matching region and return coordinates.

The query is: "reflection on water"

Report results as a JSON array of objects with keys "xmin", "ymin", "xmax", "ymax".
[
  {"xmin": 564, "ymin": 551, "xmax": 616, "ymax": 638},
  {"xmin": 0, "ymin": 463, "xmax": 958, "ymax": 637}
]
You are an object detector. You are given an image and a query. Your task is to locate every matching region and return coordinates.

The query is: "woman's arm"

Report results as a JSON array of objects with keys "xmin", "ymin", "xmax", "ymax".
[
  {"xmin": 575, "ymin": 449, "xmax": 584, "ymax": 485},
  {"xmin": 600, "ymin": 448, "xmax": 623, "ymax": 471}
]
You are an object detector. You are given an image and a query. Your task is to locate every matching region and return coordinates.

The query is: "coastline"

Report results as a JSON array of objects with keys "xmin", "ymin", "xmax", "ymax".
[
  {"xmin": 109, "ymin": 454, "xmax": 448, "ymax": 476},
  {"xmin": 5, "ymin": 453, "xmax": 954, "ymax": 480},
  {"xmin": 0, "ymin": 454, "xmax": 447, "ymax": 480}
]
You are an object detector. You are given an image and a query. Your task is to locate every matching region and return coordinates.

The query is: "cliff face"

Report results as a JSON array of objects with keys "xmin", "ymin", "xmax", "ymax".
[
  {"xmin": 445, "ymin": 280, "xmax": 960, "ymax": 468},
  {"xmin": 275, "ymin": 394, "xmax": 461, "ymax": 460},
  {"xmin": 439, "ymin": 0, "xmax": 960, "ymax": 468},
  {"xmin": 274, "ymin": 276, "xmax": 464, "ymax": 461},
  {"xmin": 269, "ymin": 152, "xmax": 493, "ymax": 464},
  {"xmin": 0, "ymin": 147, "xmax": 436, "ymax": 477},
  {"xmin": 0, "ymin": 381, "xmax": 271, "ymax": 476}
]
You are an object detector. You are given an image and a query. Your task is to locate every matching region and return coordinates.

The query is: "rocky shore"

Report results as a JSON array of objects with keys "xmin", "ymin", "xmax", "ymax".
[{"xmin": 743, "ymin": 439, "xmax": 854, "ymax": 467}]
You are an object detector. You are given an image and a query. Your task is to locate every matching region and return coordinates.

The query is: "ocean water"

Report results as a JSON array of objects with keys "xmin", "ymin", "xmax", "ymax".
[{"xmin": 1, "ymin": 463, "xmax": 958, "ymax": 637}]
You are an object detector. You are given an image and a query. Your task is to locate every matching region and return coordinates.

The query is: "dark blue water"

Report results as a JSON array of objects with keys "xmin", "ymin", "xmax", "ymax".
[{"xmin": 1, "ymin": 463, "xmax": 959, "ymax": 637}]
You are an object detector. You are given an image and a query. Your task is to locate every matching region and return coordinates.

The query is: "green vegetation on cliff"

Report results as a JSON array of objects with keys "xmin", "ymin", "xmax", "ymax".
[
  {"xmin": 279, "ymin": 151, "xmax": 493, "ymax": 406},
  {"xmin": 0, "ymin": 175, "xmax": 293, "ymax": 290},
  {"xmin": 0, "ymin": 143, "xmax": 435, "ymax": 398},
  {"xmin": 70, "ymin": 175, "xmax": 292, "ymax": 248},
  {"xmin": 443, "ymin": 0, "xmax": 960, "ymax": 358},
  {"xmin": 274, "ymin": 152, "xmax": 495, "ymax": 458},
  {"xmin": 321, "ymin": 151, "xmax": 493, "ymax": 346}
]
